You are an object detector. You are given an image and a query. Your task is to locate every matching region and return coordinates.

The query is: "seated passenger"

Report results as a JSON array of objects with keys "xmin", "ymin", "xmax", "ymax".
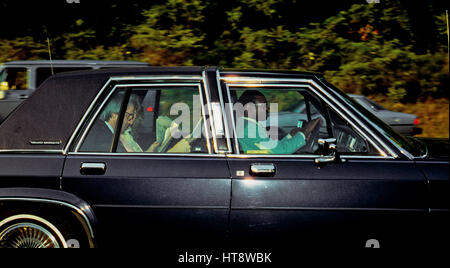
[
  {"xmin": 81, "ymin": 93, "xmax": 143, "ymax": 152},
  {"xmin": 235, "ymin": 90, "xmax": 321, "ymax": 154}
]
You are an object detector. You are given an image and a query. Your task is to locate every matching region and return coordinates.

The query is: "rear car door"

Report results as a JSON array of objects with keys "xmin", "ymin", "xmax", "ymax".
[
  {"xmin": 62, "ymin": 74, "xmax": 231, "ymax": 248},
  {"xmin": 220, "ymin": 74, "xmax": 428, "ymax": 249}
]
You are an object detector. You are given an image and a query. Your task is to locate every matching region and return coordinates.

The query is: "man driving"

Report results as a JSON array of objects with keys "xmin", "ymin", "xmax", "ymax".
[{"xmin": 235, "ymin": 90, "xmax": 322, "ymax": 154}]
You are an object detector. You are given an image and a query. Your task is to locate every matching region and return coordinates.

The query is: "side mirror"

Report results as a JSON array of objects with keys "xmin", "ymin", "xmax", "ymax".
[{"xmin": 314, "ymin": 138, "xmax": 344, "ymax": 167}]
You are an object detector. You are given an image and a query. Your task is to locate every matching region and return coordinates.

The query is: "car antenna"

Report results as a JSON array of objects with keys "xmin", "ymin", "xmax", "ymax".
[
  {"xmin": 46, "ymin": 37, "xmax": 54, "ymax": 75},
  {"xmin": 446, "ymin": 10, "xmax": 449, "ymax": 76}
]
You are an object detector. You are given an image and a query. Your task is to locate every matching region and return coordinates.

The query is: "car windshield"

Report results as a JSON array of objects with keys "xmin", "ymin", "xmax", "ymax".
[{"xmin": 320, "ymin": 78, "xmax": 422, "ymax": 157}]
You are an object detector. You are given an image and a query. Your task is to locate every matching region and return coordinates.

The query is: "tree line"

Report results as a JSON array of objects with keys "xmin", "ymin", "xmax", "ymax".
[{"xmin": 1, "ymin": 0, "xmax": 448, "ymax": 102}]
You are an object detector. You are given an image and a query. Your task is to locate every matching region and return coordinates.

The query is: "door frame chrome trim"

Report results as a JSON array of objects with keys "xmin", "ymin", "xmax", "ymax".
[
  {"xmin": 216, "ymin": 69, "xmax": 232, "ymax": 153},
  {"xmin": 202, "ymin": 71, "xmax": 220, "ymax": 153},
  {"xmin": 226, "ymin": 153, "xmax": 394, "ymax": 159},
  {"xmin": 68, "ymin": 152, "xmax": 227, "ymax": 158},
  {"xmin": 0, "ymin": 149, "xmax": 64, "ymax": 154}
]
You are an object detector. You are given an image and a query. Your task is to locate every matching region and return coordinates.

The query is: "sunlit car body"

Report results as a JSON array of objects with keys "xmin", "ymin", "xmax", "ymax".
[{"xmin": 0, "ymin": 67, "xmax": 448, "ymax": 250}]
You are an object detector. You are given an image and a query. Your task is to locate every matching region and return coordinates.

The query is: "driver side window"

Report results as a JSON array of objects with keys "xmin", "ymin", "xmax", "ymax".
[{"xmin": 229, "ymin": 87, "xmax": 378, "ymax": 155}]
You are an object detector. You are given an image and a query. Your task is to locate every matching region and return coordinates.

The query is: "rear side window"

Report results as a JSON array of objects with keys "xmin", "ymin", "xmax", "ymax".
[
  {"xmin": 0, "ymin": 68, "xmax": 28, "ymax": 90},
  {"xmin": 79, "ymin": 86, "xmax": 209, "ymax": 154}
]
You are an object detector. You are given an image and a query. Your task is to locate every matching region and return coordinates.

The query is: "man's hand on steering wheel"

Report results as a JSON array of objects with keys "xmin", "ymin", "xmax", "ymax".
[
  {"xmin": 302, "ymin": 118, "xmax": 322, "ymax": 142},
  {"xmin": 290, "ymin": 118, "xmax": 322, "ymax": 140}
]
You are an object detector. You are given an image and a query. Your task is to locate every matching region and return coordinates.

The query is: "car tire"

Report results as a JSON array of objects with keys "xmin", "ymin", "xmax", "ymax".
[{"xmin": 0, "ymin": 212, "xmax": 90, "ymax": 248}]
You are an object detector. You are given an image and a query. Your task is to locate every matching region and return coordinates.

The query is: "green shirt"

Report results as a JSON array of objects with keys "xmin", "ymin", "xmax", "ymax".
[{"xmin": 236, "ymin": 117, "xmax": 306, "ymax": 154}]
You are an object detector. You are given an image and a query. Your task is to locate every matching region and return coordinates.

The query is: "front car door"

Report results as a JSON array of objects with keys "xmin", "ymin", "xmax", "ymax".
[
  {"xmin": 62, "ymin": 72, "xmax": 231, "ymax": 248},
  {"xmin": 219, "ymin": 71, "xmax": 429, "ymax": 249}
]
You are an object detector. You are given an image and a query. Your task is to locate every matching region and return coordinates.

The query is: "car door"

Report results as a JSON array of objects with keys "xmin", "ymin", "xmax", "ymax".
[
  {"xmin": 220, "ymin": 75, "xmax": 428, "ymax": 249},
  {"xmin": 62, "ymin": 75, "xmax": 231, "ymax": 248}
]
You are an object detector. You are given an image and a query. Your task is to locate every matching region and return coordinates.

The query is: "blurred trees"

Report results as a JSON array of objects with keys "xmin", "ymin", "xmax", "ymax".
[{"xmin": 1, "ymin": 0, "xmax": 448, "ymax": 102}]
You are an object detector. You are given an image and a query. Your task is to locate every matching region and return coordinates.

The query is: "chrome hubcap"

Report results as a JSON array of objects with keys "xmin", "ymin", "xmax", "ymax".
[{"xmin": 0, "ymin": 222, "xmax": 60, "ymax": 248}]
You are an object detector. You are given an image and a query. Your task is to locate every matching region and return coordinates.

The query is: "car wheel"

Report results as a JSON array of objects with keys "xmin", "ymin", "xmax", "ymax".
[{"xmin": 0, "ymin": 214, "xmax": 68, "ymax": 248}]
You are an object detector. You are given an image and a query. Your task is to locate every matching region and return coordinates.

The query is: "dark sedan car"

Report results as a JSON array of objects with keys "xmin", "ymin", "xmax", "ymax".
[{"xmin": 0, "ymin": 67, "xmax": 448, "ymax": 250}]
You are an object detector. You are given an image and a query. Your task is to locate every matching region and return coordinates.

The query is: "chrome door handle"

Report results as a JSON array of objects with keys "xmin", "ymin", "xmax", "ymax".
[
  {"xmin": 80, "ymin": 162, "xmax": 106, "ymax": 175},
  {"xmin": 314, "ymin": 155, "xmax": 336, "ymax": 165},
  {"xmin": 250, "ymin": 163, "xmax": 276, "ymax": 177}
]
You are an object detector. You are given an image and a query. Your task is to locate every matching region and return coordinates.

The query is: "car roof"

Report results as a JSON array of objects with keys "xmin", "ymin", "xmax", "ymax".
[
  {"xmin": 1, "ymin": 60, "xmax": 150, "ymax": 67},
  {"xmin": 48, "ymin": 66, "xmax": 321, "ymax": 78}
]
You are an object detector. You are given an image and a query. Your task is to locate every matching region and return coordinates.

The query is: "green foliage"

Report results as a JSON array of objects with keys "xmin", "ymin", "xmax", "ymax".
[
  {"xmin": 0, "ymin": 37, "xmax": 47, "ymax": 62},
  {"xmin": 0, "ymin": 0, "xmax": 448, "ymax": 102},
  {"xmin": 127, "ymin": 0, "xmax": 206, "ymax": 66}
]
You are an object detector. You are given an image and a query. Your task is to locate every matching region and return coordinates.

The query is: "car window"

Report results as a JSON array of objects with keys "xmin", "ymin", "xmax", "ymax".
[
  {"xmin": 0, "ymin": 68, "xmax": 28, "ymax": 90},
  {"xmin": 358, "ymin": 97, "xmax": 386, "ymax": 111},
  {"xmin": 79, "ymin": 86, "xmax": 209, "ymax": 154},
  {"xmin": 229, "ymin": 87, "xmax": 379, "ymax": 155}
]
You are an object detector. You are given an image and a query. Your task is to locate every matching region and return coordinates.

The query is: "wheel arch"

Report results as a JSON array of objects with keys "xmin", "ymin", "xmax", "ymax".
[{"xmin": 0, "ymin": 187, "xmax": 97, "ymax": 246}]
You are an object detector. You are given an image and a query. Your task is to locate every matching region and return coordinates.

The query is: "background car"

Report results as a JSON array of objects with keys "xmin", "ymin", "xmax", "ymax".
[
  {"xmin": 268, "ymin": 94, "xmax": 422, "ymax": 137},
  {"xmin": 349, "ymin": 94, "xmax": 422, "ymax": 136}
]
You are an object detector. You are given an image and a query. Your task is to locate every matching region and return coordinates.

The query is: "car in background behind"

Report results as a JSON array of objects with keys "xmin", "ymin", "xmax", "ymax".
[
  {"xmin": 272, "ymin": 94, "xmax": 422, "ymax": 137},
  {"xmin": 349, "ymin": 94, "xmax": 422, "ymax": 136}
]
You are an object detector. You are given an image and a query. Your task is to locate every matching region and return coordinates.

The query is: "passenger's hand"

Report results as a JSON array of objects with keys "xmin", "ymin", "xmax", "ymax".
[{"xmin": 146, "ymin": 141, "xmax": 161, "ymax": 152}]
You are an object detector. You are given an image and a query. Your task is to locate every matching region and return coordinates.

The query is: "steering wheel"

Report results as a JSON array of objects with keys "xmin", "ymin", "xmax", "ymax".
[{"xmin": 293, "ymin": 118, "xmax": 322, "ymax": 154}]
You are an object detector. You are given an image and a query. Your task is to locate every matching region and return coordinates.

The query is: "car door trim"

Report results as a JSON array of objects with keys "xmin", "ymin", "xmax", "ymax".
[
  {"xmin": 68, "ymin": 152, "xmax": 226, "ymax": 157},
  {"xmin": 230, "ymin": 206, "xmax": 426, "ymax": 212}
]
